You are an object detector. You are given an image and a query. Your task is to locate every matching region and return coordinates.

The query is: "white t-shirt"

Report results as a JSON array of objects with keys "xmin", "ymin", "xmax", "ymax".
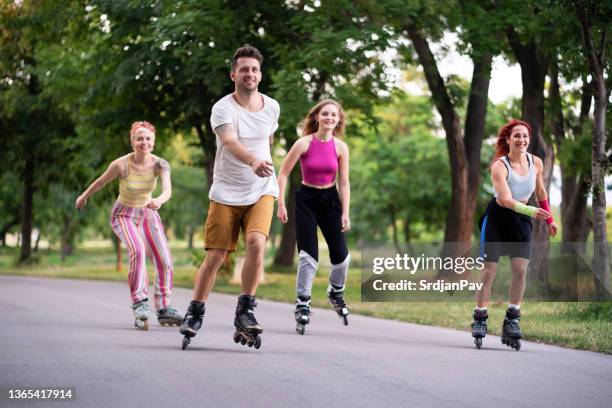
[{"xmin": 209, "ymin": 93, "xmax": 280, "ymax": 205}]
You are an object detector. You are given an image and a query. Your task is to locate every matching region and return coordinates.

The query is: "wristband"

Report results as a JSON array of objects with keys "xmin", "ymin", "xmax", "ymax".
[
  {"xmin": 513, "ymin": 202, "xmax": 538, "ymax": 218},
  {"xmin": 538, "ymin": 199, "xmax": 554, "ymax": 224}
]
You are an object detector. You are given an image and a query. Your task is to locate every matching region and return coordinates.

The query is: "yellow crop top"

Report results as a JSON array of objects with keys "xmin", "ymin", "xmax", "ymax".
[{"xmin": 117, "ymin": 156, "xmax": 168, "ymax": 208}]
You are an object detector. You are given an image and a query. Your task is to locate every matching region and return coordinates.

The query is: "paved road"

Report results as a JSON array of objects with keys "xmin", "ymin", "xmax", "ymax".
[{"xmin": 0, "ymin": 275, "xmax": 611, "ymax": 408}]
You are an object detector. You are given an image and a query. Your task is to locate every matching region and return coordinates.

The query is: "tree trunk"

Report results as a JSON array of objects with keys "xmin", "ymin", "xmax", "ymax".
[
  {"xmin": 405, "ymin": 23, "xmax": 491, "ymax": 267},
  {"xmin": 61, "ymin": 215, "xmax": 75, "ymax": 262},
  {"xmin": 405, "ymin": 23, "xmax": 470, "ymax": 247},
  {"xmin": 403, "ymin": 216, "xmax": 416, "ymax": 257},
  {"xmin": 507, "ymin": 27, "xmax": 552, "ymax": 288},
  {"xmin": 562, "ymin": 177, "xmax": 591, "ymax": 255},
  {"xmin": 273, "ymin": 169, "xmax": 299, "ymax": 266},
  {"xmin": 465, "ymin": 53, "xmax": 493, "ymax": 237},
  {"xmin": 389, "ymin": 204, "xmax": 399, "ymax": 252},
  {"xmin": 19, "ymin": 152, "xmax": 34, "ymax": 263},
  {"xmin": 0, "ymin": 217, "xmax": 19, "ymax": 247},
  {"xmin": 188, "ymin": 224, "xmax": 195, "ymax": 250},
  {"xmin": 576, "ymin": 5, "xmax": 610, "ymax": 298},
  {"xmin": 34, "ymin": 230, "xmax": 41, "ymax": 252},
  {"xmin": 550, "ymin": 62, "xmax": 591, "ymax": 256},
  {"xmin": 195, "ymin": 121, "xmax": 216, "ymax": 191}
]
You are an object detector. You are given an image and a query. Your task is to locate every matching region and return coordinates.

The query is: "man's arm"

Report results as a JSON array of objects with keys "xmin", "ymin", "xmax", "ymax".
[{"xmin": 215, "ymin": 124, "xmax": 273, "ymax": 177}]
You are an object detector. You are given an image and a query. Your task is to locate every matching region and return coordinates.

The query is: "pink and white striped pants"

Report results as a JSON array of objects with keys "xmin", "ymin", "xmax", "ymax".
[{"xmin": 110, "ymin": 202, "xmax": 174, "ymax": 310}]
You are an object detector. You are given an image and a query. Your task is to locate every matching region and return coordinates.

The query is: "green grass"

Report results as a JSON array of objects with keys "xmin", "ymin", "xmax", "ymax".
[{"xmin": 1, "ymin": 245, "xmax": 610, "ymax": 354}]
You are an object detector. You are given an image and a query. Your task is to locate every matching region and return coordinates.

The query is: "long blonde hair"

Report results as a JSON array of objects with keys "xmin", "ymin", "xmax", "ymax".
[{"xmin": 300, "ymin": 99, "xmax": 346, "ymax": 138}]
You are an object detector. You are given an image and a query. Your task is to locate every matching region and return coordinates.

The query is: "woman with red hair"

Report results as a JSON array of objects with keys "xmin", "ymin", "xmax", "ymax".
[
  {"xmin": 472, "ymin": 119, "xmax": 557, "ymax": 350},
  {"xmin": 76, "ymin": 121, "xmax": 182, "ymax": 330}
]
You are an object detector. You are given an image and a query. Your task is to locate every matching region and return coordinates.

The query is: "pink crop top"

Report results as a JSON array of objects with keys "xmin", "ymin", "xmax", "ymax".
[{"xmin": 300, "ymin": 136, "xmax": 339, "ymax": 185}]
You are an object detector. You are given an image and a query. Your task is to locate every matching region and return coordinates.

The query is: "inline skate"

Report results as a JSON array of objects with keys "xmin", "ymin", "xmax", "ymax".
[
  {"xmin": 179, "ymin": 300, "xmax": 205, "ymax": 350},
  {"xmin": 233, "ymin": 295, "xmax": 262, "ymax": 349}
]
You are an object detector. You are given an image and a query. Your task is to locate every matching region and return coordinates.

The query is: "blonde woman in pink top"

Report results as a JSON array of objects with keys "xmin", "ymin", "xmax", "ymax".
[{"xmin": 277, "ymin": 99, "xmax": 351, "ymax": 335}]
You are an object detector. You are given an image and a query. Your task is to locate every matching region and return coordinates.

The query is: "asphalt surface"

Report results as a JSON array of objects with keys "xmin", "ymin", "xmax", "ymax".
[{"xmin": 0, "ymin": 275, "xmax": 611, "ymax": 408}]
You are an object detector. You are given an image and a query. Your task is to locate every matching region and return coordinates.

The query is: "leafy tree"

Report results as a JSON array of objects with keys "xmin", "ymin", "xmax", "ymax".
[
  {"xmin": 351, "ymin": 92, "xmax": 451, "ymax": 248},
  {"xmin": 366, "ymin": 0, "xmax": 504, "ymax": 258},
  {"xmin": 269, "ymin": 0, "xmax": 395, "ymax": 265},
  {"xmin": 0, "ymin": 0, "xmax": 79, "ymax": 262},
  {"xmin": 574, "ymin": 0, "xmax": 610, "ymax": 296}
]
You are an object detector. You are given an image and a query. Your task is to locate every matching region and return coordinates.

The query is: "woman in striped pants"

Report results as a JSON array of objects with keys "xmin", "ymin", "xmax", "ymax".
[{"xmin": 76, "ymin": 121, "xmax": 182, "ymax": 330}]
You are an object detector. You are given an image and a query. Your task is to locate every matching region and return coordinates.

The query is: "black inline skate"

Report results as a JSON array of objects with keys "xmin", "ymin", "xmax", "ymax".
[
  {"xmin": 294, "ymin": 295, "xmax": 312, "ymax": 335},
  {"xmin": 328, "ymin": 285, "xmax": 349, "ymax": 326},
  {"xmin": 501, "ymin": 307, "xmax": 522, "ymax": 351},
  {"xmin": 471, "ymin": 309, "xmax": 488, "ymax": 349},
  {"xmin": 233, "ymin": 295, "xmax": 262, "ymax": 349},
  {"xmin": 179, "ymin": 300, "xmax": 205, "ymax": 350}
]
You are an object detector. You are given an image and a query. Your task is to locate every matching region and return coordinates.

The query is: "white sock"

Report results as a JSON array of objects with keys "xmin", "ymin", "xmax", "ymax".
[{"xmin": 508, "ymin": 303, "xmax": 520, "ymax": 310}]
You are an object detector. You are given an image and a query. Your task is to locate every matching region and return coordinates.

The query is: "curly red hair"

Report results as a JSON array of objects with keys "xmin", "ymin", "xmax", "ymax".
[
  {"xmin": 130, "ymin": 121, "xmax": 156, "ymax": 139},
  {"xmin": 491, "ymin": 119, "xmax": 531, "ymax": 166}
]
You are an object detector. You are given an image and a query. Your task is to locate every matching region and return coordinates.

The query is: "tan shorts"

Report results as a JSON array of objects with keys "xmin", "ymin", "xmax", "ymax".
[{"xmin": 204, "ymin": 195, "xmax": 275, "ymax": 251}]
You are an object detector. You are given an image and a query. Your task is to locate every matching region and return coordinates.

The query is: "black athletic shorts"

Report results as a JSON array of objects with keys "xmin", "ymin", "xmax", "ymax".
[{"xmin": 478, "ymin": 198, "xmax": 532, "ymax": 263}]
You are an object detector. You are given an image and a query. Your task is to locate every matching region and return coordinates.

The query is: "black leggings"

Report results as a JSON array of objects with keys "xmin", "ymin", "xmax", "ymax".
[{"xmin": 295, "ymin": 185, "xmax": 348, "ymax": 264}]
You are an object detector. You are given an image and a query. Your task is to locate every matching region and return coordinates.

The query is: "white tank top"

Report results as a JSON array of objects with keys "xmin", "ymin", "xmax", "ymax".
[{"xmin": 494, "ymin": 153, "xmax": 536, "ymax": 201}]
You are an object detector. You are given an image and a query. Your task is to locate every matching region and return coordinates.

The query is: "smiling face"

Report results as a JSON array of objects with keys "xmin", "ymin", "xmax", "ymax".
[
  {"xmin": 131, "ymin": 128, "xmax": 155, "ymax": 154},
  {"xmin": 230, "ymin": 57, "xmax": 261, "ymax": 92},
  {"xmin": 316, "ymin": 103, "xmax": 340, "ymax": 133},
  {"xmin": 506, "ymin": 125, "xmax": 530, "ymax": 154}
]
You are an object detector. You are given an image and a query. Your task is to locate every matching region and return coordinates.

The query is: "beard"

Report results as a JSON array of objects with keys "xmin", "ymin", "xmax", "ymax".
[{"xmin": 235, "ymin": 80, "xmax": 258, "ymax": 94}]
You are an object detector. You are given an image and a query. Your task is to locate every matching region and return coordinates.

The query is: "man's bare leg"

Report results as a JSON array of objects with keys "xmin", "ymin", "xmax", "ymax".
[
  {"xmin": 240, "ymin": 232, "xmax": 266, "ymax": 295},
  {"xmin": 193, "ymin": 248, "xmax": 228, "ymax": 301}
]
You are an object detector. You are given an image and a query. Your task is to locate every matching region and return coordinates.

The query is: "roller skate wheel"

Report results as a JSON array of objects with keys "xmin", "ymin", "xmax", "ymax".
[
  {"xmin": 254, "ymin": 336, "xmax": 261, "ymax": 349},
  {"xmin": 296, "ymin": 324, "xmax": 305, "ymax": 335},
  {"xmin": 233, "ymin": 332, "xmax": 241, "ymax": 344},
  {"xmin": 514, "ymin": 340, "xmax": 521, "ymax": 351},
  {"xmin": 342, "ymin": 316, "xmax": 348, "ymax": 326},
  {"xmin": 182, "ymin": 336, "xmax": 190, "ymax": 350},
  {"xmin": 240, "ymin": 335, "xmax": 247, "ymax": 345},
  {"xmin": 474, "ymin": 337, "xmax": 482, "ymax": 349},
  {"xmin": 135, "ymin": 319, "xmax": 148, "ymax": 330},
  {"xmin": 247, "ymin": 339, "xmax": 254, "ymax": 347}
]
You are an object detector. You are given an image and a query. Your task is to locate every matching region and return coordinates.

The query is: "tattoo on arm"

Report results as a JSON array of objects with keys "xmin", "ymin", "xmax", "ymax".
[{"xmin": 214, "ymin": 123, "xmax": 235, "ymax": 138}]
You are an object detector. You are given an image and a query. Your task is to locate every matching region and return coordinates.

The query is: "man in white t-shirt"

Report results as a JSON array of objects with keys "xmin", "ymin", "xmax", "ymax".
[{"xmin": 180, "ymin": 45, "xmax": 279, "ymax": 350}]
